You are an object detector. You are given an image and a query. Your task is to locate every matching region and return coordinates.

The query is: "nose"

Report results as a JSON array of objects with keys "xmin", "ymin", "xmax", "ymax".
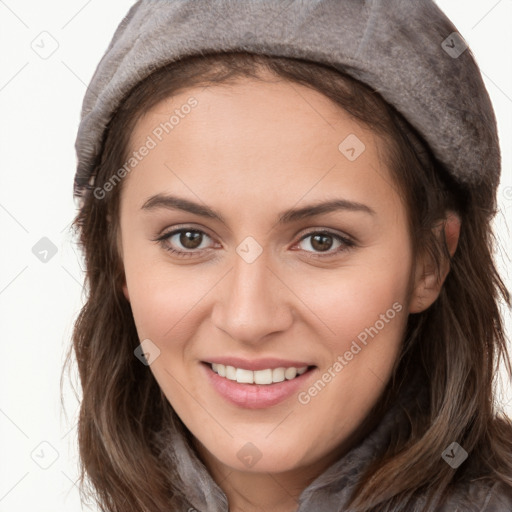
[{"xmin": 211, "ymin": 249, "xmax": 294, "ymax": 345}]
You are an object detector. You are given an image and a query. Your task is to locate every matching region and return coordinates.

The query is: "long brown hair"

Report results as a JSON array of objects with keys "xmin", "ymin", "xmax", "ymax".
[{"xmin": 64, "ymin": 52, "xmax": 512, "ymax": 511}]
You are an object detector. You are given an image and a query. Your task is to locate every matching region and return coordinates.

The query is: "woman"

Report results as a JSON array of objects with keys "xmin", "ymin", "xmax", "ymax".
[{"xmin": 67, "ymin": 1, "xmax": 512, "ymax": 510}]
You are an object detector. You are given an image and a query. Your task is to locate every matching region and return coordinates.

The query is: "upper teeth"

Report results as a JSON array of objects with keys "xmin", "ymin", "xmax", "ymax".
[{"xmin": 211, "ymin": 363, "xmax": 308, "ymax": 385}]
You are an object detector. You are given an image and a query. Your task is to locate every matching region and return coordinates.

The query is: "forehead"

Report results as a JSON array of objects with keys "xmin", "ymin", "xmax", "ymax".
[
  {"xmin": 121, "ymin": 77, "xmax": 400, "ymax": 216},
  {"xmin": 130, "ymin": 75, "xmax": 372, "ymax": 154}
]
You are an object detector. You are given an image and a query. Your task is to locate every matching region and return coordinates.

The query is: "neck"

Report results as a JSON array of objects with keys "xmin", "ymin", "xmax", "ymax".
[
  {"xmin": 193, "ymin": 443, "xmax": 334, "ymax": 512},
  {"xmin": 191, "ymin": 405, "xmax": 385, "ymax": 512}
]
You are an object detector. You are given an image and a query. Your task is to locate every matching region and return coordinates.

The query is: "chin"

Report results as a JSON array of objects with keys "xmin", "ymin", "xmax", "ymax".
[{"xmin": 200, "ymin": 434, "xmax": 312, "ymax": 474}]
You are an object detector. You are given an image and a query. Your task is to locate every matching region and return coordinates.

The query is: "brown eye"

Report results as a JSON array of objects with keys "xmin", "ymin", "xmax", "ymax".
[
  {"xmin": 178, "ymin": 230, "xmax": 203, "ymax": 249},
  {"xmin": 297, "ymin": 230, "xmax": 355, "ymax": 257},
  {"xmin": 310, "ymin": 233, "xmax": 334, "ymax": 252},
  {"xmin": 156, "ymin": 228, "xmax": 214, "ymax": 256}
]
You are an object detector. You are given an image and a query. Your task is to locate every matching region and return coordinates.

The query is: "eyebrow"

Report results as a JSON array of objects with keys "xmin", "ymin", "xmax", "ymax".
[{"xmin": 141, "ymin": 193, "xmax": 376, "ymax": 224}]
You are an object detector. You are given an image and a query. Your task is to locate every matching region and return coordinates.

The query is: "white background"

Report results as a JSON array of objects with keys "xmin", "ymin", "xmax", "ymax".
[{"xmin": 0, "ymin": 1, "xmax": 511, "ymax": 510}]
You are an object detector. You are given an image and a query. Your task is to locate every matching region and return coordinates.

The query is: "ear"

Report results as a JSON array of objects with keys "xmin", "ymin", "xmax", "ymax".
[{"xmin": 409, "ymin": 211, "xmax": 461, "ymax": 314}]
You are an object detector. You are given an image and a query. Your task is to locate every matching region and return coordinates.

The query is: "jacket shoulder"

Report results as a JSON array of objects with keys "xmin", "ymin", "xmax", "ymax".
[
  {"xmin": 480, "ymin": 481, "xmax": 512, "ymax": 512},
  {"xmin": 438, "ymin": 480, "xmax": 512, "ymax": 512}
]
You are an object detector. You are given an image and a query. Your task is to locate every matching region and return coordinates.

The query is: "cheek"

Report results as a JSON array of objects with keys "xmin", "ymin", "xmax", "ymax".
[
  {"xmin": 291, "ymin": 253, "xmax": 409, "ymax": 377},
  {"xmin": 329, "ymin": 272, "xmax": 408, "ymax": 347},
  {"xmin": 291, "ymin": 252, "xmax": 411, "ymax": 435},
  {"xmin": 294, "ymin": 250, "xmax": 411, "ymax": 352},
  {"xmin": 125, "ymin": 263, "xmax": 210, "ymax": 342},
  {"xmin": 124, "ymin": 265, "xmax": 209, "ymax": 405}
]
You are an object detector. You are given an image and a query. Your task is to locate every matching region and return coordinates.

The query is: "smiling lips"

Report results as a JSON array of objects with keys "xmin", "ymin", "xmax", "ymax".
[{"xmin": 202, "ymin": 357, "xmax": 316, "ymax": 408}]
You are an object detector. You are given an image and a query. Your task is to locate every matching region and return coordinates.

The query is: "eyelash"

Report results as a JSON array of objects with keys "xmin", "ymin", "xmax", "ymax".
[{"xmin": 153, "ymin": 227, "xmax": 356, "ymax": 259}]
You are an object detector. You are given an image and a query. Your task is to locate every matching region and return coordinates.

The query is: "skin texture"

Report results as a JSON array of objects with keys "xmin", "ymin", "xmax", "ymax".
[{"xmin": 118, "ymin": 75, "xmax": 460, "ymax": 512}]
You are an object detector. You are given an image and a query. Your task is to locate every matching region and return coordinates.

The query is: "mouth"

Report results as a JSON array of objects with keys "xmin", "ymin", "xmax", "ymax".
[
  {"xmin": 200, "ymin": 360, "xmax": 317, "ymax": 409},
  {"xmin": 207, "ymin": 362, "xmax": 313, "ymax": 385}
]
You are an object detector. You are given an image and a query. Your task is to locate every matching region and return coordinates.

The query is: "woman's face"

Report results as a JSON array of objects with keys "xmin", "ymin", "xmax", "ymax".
[{"xmin": 118, "ymin": 75, "xmax": 418, "ymax": 475}]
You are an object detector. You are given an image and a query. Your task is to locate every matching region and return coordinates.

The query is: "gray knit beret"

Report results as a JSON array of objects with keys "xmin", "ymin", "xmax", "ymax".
[{"xmin": 73, "ymin": 0, "xmax": 500, "ymax": 209}]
